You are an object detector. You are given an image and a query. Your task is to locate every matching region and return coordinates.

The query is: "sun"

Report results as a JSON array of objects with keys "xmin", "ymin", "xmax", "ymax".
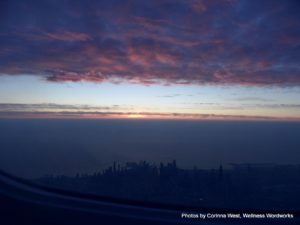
[{"xmin": 127, "ymin": 114, "xmax": 145, "ymax": 119}]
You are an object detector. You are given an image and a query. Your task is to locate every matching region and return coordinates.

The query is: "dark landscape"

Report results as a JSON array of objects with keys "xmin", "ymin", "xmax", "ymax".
[{"xmin": 36, "ymin": 160, "xmax": 300, "ymax": 210}]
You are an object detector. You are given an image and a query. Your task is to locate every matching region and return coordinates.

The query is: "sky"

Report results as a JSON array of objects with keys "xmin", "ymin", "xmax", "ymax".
[{"xmin": 0, "ymin": 0, "xmax": 300, "ymax": 120}]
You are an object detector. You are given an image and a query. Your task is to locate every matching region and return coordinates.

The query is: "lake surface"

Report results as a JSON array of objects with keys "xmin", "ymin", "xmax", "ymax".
[{"xmin": 0, "ymin": 119, "xmax": 300, "ymax": 178}]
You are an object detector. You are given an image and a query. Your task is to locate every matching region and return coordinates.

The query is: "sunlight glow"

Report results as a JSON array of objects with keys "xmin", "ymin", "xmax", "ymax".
[{"xmin": 127, "ymin": 114, "xmax": 145, "ymax": 119}]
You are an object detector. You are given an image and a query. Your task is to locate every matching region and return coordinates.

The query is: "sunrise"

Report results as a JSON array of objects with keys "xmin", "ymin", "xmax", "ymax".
[
  {"xmin": 0, "ymin": 0, "xmax": 300, "ymax": 120},
  {"xmin": 0, "ymin": 1, "xmax": 300, "ymax": 224}
]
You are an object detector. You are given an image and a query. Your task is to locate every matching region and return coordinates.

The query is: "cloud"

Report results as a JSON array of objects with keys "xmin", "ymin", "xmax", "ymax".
[
  {"xmin": 0, "ymin": 0, "xmax": 300, "ymax": 86},
  {"xmin": 189, "ymin": 0, "xmax": 208, "ymax": 14},
  {"xmin": 32, "ymin": 31, "xmax": 91, "ymax": 42},
  {"xmin": 230, "ymin": 97, "xmax": 274, "ymax": 102},
  {"xmin": 243, "ymin": 103, "xmax": 300, "ymax": 109},
  {"xmin": 0, "ymin": 110, "xmax": 298, "ymax": 121},
  {"xmin": 156, "ymin": 94, "xmax": 182, "ymax": 98},
  {"xmin": 0, "ymin": 103, "xmax": 125, "ymax": 112},
  {"xmin": 0, "ymin": 103, "xmax": 299, "ymax": 120}
]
